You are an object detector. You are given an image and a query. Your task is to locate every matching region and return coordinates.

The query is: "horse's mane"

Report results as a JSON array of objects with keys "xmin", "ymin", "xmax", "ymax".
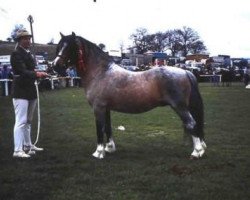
[{"xmin": 77, "ymin": 36, "xmax": 113, "ymax": 67}]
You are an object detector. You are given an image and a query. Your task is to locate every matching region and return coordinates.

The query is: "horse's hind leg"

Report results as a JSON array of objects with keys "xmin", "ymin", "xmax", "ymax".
[
  {"xmin": 191, "ymin": 135, "xmax": 207, "ymax": 159},
  {"xmin": 104, "ymin": 110, "xmax": 116, "ymax": 153},
  {"xmin": 172, "ymin": 105, "xmax": 206, "ymax": 159}
]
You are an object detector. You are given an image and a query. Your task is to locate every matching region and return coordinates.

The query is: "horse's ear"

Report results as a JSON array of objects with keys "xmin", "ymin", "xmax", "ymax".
[
  {"xmin": 72, "ymin": 32, "xmax": 76, "ymax": 38},
  {"xmin": 60, "ymin": 32, "xmax": 64, "ymax": 38}
]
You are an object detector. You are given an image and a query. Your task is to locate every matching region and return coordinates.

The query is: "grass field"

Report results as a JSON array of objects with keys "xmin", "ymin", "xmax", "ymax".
[{"xmin": 0, "ymin": 83, "xmax": 250, "ymax": 200}]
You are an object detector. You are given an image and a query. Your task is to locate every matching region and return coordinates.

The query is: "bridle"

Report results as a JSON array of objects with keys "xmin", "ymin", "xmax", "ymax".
[
  {"xmin": 53, "ymin": 38, "xmax": 86, "ymax": 72},
  {"xmin": 76, "ymin": 38, "xmax": 85, "ymax": 71},
  {"xmin": 53, "ymin": 42, "xmax": 68, "ymax": 67}
]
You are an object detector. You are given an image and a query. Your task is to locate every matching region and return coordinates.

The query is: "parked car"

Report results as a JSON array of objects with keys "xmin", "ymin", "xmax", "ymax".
[
  {"xmin": 36, "ymin": 64, "xmax": 48, "ymax": 72},
  {"xmin": 121, "ymin": 59, "xmax": 132, "ymax": 66}
]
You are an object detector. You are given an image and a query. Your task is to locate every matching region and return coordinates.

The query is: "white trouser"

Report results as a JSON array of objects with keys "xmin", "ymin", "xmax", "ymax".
[{"xmin": 13, "ymin": 98, "xmax": 37, "ymax": 152}]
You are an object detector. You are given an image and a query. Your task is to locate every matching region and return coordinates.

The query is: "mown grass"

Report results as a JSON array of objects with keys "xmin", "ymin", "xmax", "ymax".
[{"xmin": 0, "ymin": 83, "xmax": 250, "ymax": 200}]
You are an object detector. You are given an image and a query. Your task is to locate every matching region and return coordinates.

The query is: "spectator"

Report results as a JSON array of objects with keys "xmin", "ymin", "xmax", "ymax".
[
  {"xmin": 244, "ymin": 66, "xmax": 250, "ymax": 86},
  {"xmin": 67, "ymin": 66, "xmax": 79, "ymax": 86},
  {"xmin": 211, "ymin": 68, "xmax": 219, "ymax": 87}
]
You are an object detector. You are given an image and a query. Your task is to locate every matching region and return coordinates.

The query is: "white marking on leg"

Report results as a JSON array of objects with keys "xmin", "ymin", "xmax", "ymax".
[
  {"xmin": 191, "ymin": 136, "xmax": 206, "ymax": 158},
  {"xmin": 105, "ymin": 139, "xmax": 116, "ymax": 153},
  {"xmin": 201, "ymin": 140, "xmax": 207, "ymax": 150},
  {"xmin": 92, "ymin": 144, "xmax": 105, "ymax": 159}
]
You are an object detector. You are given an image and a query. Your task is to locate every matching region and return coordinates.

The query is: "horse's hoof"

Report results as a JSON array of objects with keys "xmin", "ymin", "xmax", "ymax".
[
  {"xmin": 92, "ymin": 151, "xmax": 105, "ymax": 159},
  {"xmin": 105, "ymin": 140, "xmax": 116, "ymax": 153},
  {"xmin": 92, "ymin": 145, "xmax": 105, "ymax": 159},
  {"xmin": 105, "ymin": 146, "xmax": 116, "ymax": 153},
  {"xmin": 190, "ymin": 148, "xmax": 205, "ymax": 160}
]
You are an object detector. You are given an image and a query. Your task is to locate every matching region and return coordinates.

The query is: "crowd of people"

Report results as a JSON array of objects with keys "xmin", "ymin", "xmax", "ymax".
[
  {"xmin": 130, "ymin": 61, "xmax": 250, "ymax": 87},
  {"xmin": 200, "ymin": 66, "xmax": 250, "ymax": 86}
]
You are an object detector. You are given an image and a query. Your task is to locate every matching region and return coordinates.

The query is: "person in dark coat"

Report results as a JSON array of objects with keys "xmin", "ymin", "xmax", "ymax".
[{"xmin": 11, "ymin": 29, "xmax": 48, "ymax": 158}]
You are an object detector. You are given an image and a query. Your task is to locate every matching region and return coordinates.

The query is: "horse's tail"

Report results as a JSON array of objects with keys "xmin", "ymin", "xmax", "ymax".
[{"xmin": 186, "ymin": 71, "xmax": 204, "ymax": 140}]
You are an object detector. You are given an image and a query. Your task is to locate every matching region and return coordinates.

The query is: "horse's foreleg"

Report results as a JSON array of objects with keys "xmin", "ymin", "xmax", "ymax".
[
  {"xmin": 104, "ymin": 110, "xmax": 116, "ymax": 153},
  {"xmin": 92, "ymin": 143, "xmax": 105, "ymax": 159},
  {"xmin": 92, "ymin": 108, "xmax": 106, "ymax": 159}
]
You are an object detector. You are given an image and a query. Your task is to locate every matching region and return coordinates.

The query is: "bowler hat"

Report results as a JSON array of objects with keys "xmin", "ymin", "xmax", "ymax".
[{"xmin": 16, "ymin": 29, "xmax": 32, "ymax": 40}]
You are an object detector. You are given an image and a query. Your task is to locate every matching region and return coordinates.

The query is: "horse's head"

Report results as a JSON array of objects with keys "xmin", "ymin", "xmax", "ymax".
[
  {"xmin": 53, "ymin": 32, "xmax": 113, "ymax": 76},
  {"xmin": 52, "ymin": 32, "xmax": 78, "ymax": 74}
]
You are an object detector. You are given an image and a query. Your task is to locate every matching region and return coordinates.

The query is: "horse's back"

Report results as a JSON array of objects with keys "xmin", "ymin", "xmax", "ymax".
[{"xmin": 87, "ymin": 64, "xmax": 192, "ymax": 113}]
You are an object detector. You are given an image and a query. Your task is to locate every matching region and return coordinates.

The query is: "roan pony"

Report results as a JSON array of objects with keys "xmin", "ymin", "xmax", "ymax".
[{"xmin": 52, "ymin": 32, "xmax": 207, "ymax": 159}]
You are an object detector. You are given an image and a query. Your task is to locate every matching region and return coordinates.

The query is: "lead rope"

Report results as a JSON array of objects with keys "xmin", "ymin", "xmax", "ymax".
[
  {"xmin": 28, "ymin": 80, "xmax": 40, "ymax": 155},
  {"xmin": 34, "ymin": 80, "xmax": 40, "ymax": 146}
]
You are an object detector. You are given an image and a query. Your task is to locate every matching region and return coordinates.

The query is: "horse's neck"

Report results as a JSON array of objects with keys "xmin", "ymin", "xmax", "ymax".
[
  {"xmin": 76, "ymin": 40, "xmax": 111, "ymax": 87},
  {"xmin": 79, "ymin": 60, "xmax": 110, "ymax": 89}
]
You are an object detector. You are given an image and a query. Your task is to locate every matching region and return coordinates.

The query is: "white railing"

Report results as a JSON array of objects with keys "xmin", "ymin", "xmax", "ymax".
[
  {"xmin": 199, "ymin": 75, "xmax": 222, "ymax": 83},
  {"xmin": 0, "ymin": 79, "xmax": 12, "ymax": 96},
  {"xmin": 47, "ymin": 76, "xmax": 81, "ymax": 89},
  {"xmin": 0, "ymin": 77, "xmax": 81, "ymax": 96}
]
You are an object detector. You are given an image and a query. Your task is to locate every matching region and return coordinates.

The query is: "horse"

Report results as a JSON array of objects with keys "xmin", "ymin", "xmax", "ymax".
[{"xmin": 52, "ymin": 32, "xmax": 207, "ymax": 159}]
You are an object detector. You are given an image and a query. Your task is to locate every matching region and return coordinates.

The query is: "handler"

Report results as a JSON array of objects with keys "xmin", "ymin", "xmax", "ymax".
[{"xmin": 11, "ymin": 29, "xmax": 48, "ymax": 158}]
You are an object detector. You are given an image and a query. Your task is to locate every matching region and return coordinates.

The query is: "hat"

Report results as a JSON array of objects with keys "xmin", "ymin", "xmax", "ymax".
[{"xmin": 16, "ymin": 29, "xmax": 32, "ymax": 40}]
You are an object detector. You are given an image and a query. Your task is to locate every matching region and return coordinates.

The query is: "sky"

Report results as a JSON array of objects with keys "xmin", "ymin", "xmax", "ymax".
[{"xmin": 1, "ymin": 0, "xmax": 250, "ymax": 58}]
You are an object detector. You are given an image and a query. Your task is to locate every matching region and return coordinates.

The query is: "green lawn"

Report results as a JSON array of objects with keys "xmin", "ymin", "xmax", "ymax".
[{"xmin": 0, "ymin": 83, "xmax": 250, "ymax": 200}]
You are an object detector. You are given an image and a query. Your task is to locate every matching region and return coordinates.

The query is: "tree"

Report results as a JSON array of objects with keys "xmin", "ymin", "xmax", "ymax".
[
  {"xmin": 142, "ymin": 34, "xmax": 155, "ymax": 52},
  {"xmin": 164, "ymin": 30, "xmax": 182, "ymax": 57},
  {"xmin": 47, "ymin": 38, "xmax": 54, "ymax": 45},
  {"xmin": 130, "ymin": 28, "xmax": 149, "ymax": 54},
  {"xmin": 175, "ymin": 26, "xmax": 206, "ymax": 56},
  {"xmin": 148, "ymin": 32, "xmax": 168, "ymax": 52},
  {"xmin": 129, "ymin": 26, "xmax": 207, "ymax": 56},
  {"xmin": 6, "ymin": 37, "xmax": 13, "ymax": 42},
  {"xmin": 190, "ymin": 40, "xmax": 207, "ymax": 54}
]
